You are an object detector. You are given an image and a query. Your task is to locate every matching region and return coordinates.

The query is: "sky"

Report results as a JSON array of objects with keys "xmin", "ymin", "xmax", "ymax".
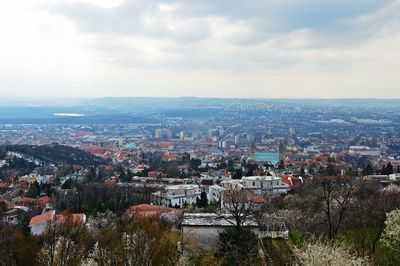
[{"xmin": 0, "ymin": 0, "xmax": 399, "ymax": 98}]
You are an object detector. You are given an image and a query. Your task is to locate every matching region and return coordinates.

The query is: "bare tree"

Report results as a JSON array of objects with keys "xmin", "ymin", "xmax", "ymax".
[
  {"xmin": 319, "ymin": 178, "xmax": 356, "ymax": 240},
  {"xmin": 38, "ymin": 212, "xmax": 91, "ymax": 266},
  {"xmin": 218, "ymin": 189, "xmax": 256, "ymax": 229}
]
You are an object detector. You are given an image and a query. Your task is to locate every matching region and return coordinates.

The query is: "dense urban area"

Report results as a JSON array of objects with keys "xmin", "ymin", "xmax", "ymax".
[{"xmin": 1, "ymin": 98, "xmax": 400, "ymax": 265}]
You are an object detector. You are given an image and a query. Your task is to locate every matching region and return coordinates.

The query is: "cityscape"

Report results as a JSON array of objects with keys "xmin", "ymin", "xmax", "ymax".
[
  {"xmin": 1, "ymin": 98, "xmax": 400, "ymax": 265},
  {"xmin": 1, "ymin": 0, "xmax": 400, "ymax": 265}
]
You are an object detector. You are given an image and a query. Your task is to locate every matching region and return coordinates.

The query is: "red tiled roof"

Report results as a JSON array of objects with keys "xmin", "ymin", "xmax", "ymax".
[
  {"xmin": 126, "ymin": 204, "xmax": 178, "ymax": 217},
  {"xmin": 39, "ymin": 196, "xmax": 51, "ymax": 204},
  {"xmin": 18, "ymin": 197, "xmax": 37, "ymax": 204},
  {"xmin": 0, "ymin": 183, "xmax": 10, "ymax": 189},
  {"xmin": 282, "ymin": 176, "xmax": 304, "ymax": 187},
  {"xmin": 18, "ymin": 196, "xmax": 52, "ymax": 205},
  {"xmin": 152, "ymin": 142, "xmax": 171, "ymax": 149},
  {"xmin": 29, "ymin": 211, "xmax": 86, "ymax": 227},
  {"xmin": 55, "ymin": 213, "xmax": 86, "ymax": 224},
  {"xmin": 29, "ymin": 210, "xmax": 55, "ymax": 226},
  {"xmin": 222, "ymin": 189, "xmax": 266, "ymax": 204},
  {"xmin": 148, "ymin": 171, "xmax": 163, "ymax": 177},
  {"xmin": 245, "ymin": 191, "xmax": 265, "ymax": 203}
]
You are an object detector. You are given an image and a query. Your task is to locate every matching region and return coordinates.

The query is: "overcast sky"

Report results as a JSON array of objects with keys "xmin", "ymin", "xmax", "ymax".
[{"xmin": 0, "ymin": 0, "xmax": 399, "ymax": 98}]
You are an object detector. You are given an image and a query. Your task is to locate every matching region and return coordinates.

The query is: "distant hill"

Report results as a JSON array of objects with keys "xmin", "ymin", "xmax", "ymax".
[{"xmin": 2, "ymin": 144, "xmax": 107, "ymax": 166}]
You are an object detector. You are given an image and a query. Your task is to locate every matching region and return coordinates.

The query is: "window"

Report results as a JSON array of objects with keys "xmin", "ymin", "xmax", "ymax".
[{"xmin": 253, "ymin": 182, "xmax": 255, "ymax": 186}]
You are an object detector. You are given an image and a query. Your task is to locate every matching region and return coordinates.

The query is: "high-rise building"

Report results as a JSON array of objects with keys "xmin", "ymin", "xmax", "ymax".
[
  {"xmin": 154, "ymin": 128, "xmax": 162, "ymax": 138},
  {"xmin": 167, "ymin": 128, "xmax": 174, "ymax": 139},
  {"xmin": 179, "ymin": 131, "xmax": 185, "ymax": 140}
]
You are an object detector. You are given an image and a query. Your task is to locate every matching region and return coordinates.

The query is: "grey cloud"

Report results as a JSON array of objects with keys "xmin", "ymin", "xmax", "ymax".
[
  {"xmin": 50, "ymin": 0, "xmax": 400, "ymax": 70},
  {"xmin": 52, "ymin": 0, "xmax": 397, "ymax": 45},
  {"xmin": 52, "ymin": 1, "xmax": 211, "ymax": 43}
]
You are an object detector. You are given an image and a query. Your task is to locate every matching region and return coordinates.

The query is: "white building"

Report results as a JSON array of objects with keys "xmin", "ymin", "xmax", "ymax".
[
  {"xmin": 220, "ymin": 175, "xmax": 290, "ymax": 196},
  {"xmin": 348, "ymin": 146, "xmax": 381, "ymax": 157},
  {"xmin": 19, "ymin": 173, "xmax": 51, "ymax": 184},
  {"xmin": 29, "ymin": 210, "xmax": 56, "ymax": 235},
  {"xmin": 242, "ymin": 176, "xmax": 290, "ymax": 195},
  {"xmin": 152, "ymin": 184, "xmax": 202, "ymax": 208},
  {"xmin": 29, "ymin": 211, "xmax": 86, "ymax": 235},
  {"xmin": 220, "ymin": 179, "xmax": 245, "ymax": 190},
  {"xmin": 0, "ymin": 160, "xmax": 8, "ymax": 168},
  {"xmin": 208, "ymin": 185, "xmax": 224, "ymax": 203}
]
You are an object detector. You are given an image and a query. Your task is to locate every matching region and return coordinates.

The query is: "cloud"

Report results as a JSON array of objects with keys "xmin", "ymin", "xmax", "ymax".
[
  {"xmin": 51, "ymin": 1, "xmax": 211, "ymax": 43},
  {"xmin": 50, "ymin": 0, "xmax": 400, "ymax": 69},
  {"xmin": 0, "ymin": 0, "xmax": 399, "ymax": 98},
  {"xmin": 53, "ymin": 0, "xmax": 395, "ymax": 41}
]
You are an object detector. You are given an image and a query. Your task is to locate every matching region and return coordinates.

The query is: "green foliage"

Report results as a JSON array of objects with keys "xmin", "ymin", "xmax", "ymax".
[
  {"xmin": 381, "ymin": 163, "xmax": 394, "ymax": 175},
  {"xmin": 25, "ymin": 181, "xmax": 40, "ymax": 198},
  {"xmin": 190, "ymin": 158, "xmax": 202, "ymax": 169},
  {"xmin": 263, "ymin": 238, "xmax": 294, "ymax": 265},
  {"xmin": 362, "ymin": 163, "xmax": 373, "ymax": 176},
  {"xmin": 61, "ymin": 178, "xmax": 73, "ymax": 189},
  {"xmin": 289, "ymin": 230, "xmax": 306, "ymax": 245},
  {"xmin": 126, "ymin": 169, "xmax": 133, "ymax": 179},
  {"xmin": 245, "ymin": 163, "xmax": 258, "ymax": 176},
  {"xmin": 86, "ymin": 166, "xmax": 97, "ymax": 182},
  {"xmin": 278, "ymin": 159, "xmax": 285, "ymax": 170},
  {"xmin": 196, "ymin": 191, "xmax": 208, "ymax": 208},
  {"xmin": 325, "ymin": 164, "xmax": 337, "ymax": 176},
  {"xmin": 233, "ymin": 168, "xmax": 243, "ymax": 179}
]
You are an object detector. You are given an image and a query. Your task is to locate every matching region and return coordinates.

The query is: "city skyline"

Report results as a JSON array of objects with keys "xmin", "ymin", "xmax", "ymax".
[{"xmin": 0, "ymin": 0, "xmax": 399, "ymax": 98}]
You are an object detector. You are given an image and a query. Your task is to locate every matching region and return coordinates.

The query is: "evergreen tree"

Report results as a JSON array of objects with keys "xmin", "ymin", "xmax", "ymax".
[
  {"xmin": 300, "ymin": 167, "xmax": 305, "ymax": 176},
  {"xmin": 26, "ymin": 181, "xmax": 40, "ymax": 198},
  {"xmin": 86, "ymin": 166, "xmax": 96, "ymax": 182},
  {"xmin": 233, "ymin": 168, "xmax": 243, "ymax": 179},
  {"xmin": 278, "ymin": 159, "xmax": 285, "ymax": 170},
  {"xmin": 196, "ymin": 191, "xmax": 208, "ymax": 208},
  {"xmin": 61, "ymin": 178, "xmax": 73, "ymax": 189},
  {"xmin": 362, "ymin": 163, "xmax": 373, "ymax": 176},
  {"xmin": 127, "ymin": 169, "xmax": 133, "ymax": 180},
  {"xmin": 386, "ymin": 162, "xmax": 394, "ymax": 175},
  {"xmin": 325, "ymin": 164, "xmax": 336, "ymax": 176},
  {"xmin": 119, "ymin": 170, "xmax": 126, "ymax": 182},
  {"xmin": 190, "ymin": 158, "xmax": 202, "ymax": 169}
]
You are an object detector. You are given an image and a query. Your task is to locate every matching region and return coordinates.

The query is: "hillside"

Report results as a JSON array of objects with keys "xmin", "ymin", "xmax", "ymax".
[{"xmin": 2, "ymin": 144, "xmax": 107, "ymax": 166}]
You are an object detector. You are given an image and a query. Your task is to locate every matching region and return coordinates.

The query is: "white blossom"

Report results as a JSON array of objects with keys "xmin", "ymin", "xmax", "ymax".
[
  {"xmin": 294, "ymin": 239, "xmax": 371, "ymax": 266},
  {"xmin": 380, "ymin": 209, "xmax": 400, "ymax": 252}
]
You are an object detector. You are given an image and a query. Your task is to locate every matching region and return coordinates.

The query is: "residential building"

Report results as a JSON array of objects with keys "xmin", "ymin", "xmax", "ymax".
[
  {"xmin": 151, "ymin": 184, "xmax": 202, "ymax": 208},
  {"xmin": 29, "ymin": 210, "xmax": 86, "ymax": 235},
  {"xmin": 242, "ymin": 176, "xmax": 290, "ymax": 195}
]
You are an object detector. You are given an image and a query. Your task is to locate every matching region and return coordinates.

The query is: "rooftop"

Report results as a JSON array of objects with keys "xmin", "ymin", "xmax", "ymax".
[
  {"xmin": 126, "ymin": 204, "xmax": 178, "ymax": 217},
  {"xmin": 182, "ymin": 213, "xmax": 258, "ymax": 227},
  {"xmin": 242, "ymin": 176, "xmax": 281, "ymax": 181},
  {"xmin": 29, "ymin": 210, "xmax": 55, "ymax": 226}
]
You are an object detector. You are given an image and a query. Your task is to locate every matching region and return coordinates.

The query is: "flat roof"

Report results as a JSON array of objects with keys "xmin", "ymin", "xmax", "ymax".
[
  {"xmin": 242, "ymin": 176, "xmax": 281, "ymax": 181},
  {"xmin": 167, "ymin": 184, "xmax": 199, "ymax": 190},
  {"xmin": 182, "ymin": 213, "xmax": 258, "ymax": 227}
]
